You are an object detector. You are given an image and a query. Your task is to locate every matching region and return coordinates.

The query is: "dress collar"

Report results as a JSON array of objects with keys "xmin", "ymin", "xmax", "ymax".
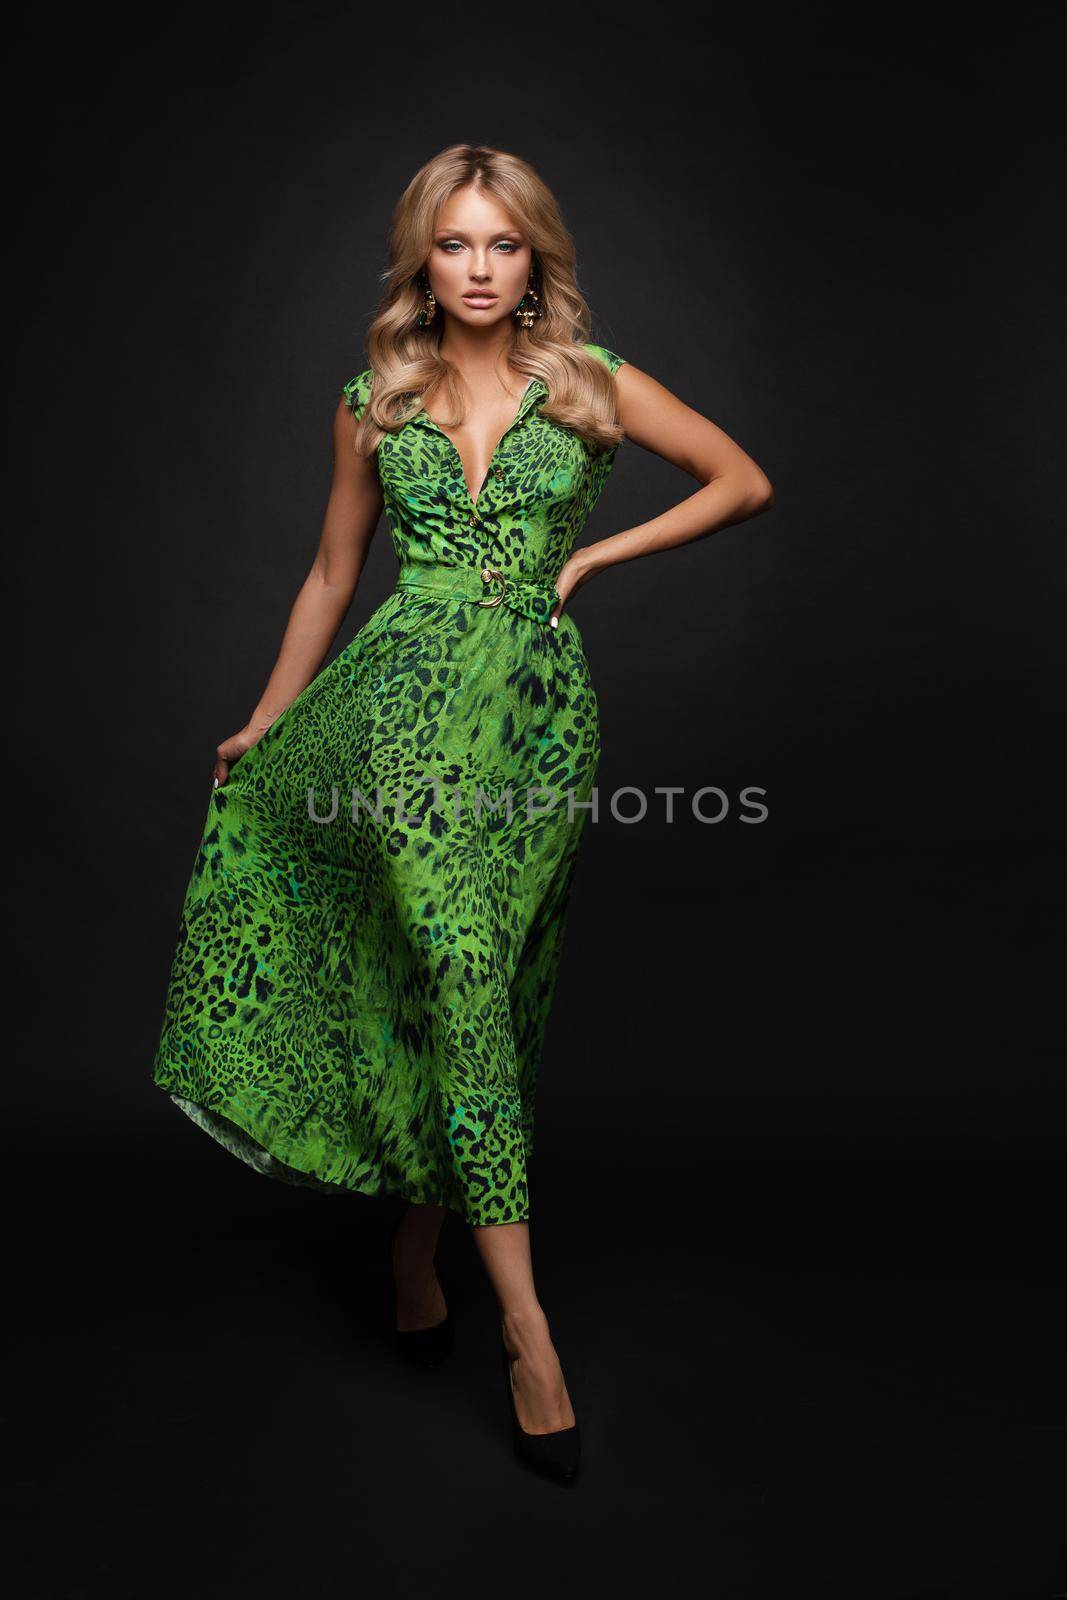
[
  {"xmin": 408, "ymin": 373, "xmax": 546, "ymax": 432},
  {"xmin": 515, "ymin": 374, "xmax": 547, "ymax": 420}
]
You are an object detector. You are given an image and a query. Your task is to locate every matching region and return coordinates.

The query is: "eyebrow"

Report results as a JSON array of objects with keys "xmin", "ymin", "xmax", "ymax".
[{"xmin": 433, "ymin": 228, "xmax": 523, "ymax": 239}]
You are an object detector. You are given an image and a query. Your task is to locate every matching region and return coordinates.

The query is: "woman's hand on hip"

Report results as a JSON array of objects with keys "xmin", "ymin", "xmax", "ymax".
[
  {"xmin": 213, "ymin": 721, "xmax": 273, "ymax": 788},
  {"xmin": 549, "ymin": 554, "xmax": 594, "ymax": 628}
]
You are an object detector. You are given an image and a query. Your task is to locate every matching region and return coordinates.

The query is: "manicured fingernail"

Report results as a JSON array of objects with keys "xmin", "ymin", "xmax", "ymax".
[
  {"xmin": 550, "ymin": 617, "xmax": 558, "ymax": 629},
  {"xmin": 213, "ymin": 777, "xmax": 219, "ymax": 787}
]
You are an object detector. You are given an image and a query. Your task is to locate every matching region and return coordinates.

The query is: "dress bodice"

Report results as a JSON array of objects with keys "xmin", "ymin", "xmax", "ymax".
[{"xmin": 342, "ymin": 342, "xmax": 626, "ymax": 585}]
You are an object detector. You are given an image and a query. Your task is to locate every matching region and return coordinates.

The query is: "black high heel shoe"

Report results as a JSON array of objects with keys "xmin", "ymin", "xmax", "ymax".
[
  {"xmin": 389, "ymin": 1216, "xmax": 454, "ymax": 1369},
  {"xmin": 500, "ymin": 1339, "xmax": 581, "ymax": 1482}
]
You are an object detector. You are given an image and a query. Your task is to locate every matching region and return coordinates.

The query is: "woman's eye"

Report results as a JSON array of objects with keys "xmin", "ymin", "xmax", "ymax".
[{"xmin": 436, "ymin": 240, "xmax": 521, "ymax": 253}]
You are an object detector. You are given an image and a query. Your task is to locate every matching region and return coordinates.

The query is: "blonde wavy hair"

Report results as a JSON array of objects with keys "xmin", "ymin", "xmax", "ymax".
[{"xmin": 351, "ymin": 143, "xmax": 624, "ymax": 459}]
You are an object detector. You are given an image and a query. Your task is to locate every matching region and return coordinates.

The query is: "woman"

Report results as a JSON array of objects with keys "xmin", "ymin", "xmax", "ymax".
[{"xmin": 152, "ymin": 142, "xmax": 773, "ymax": 1482}]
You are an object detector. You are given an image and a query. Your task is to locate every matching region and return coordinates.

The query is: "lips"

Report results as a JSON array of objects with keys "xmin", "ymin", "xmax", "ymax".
[{"xmin": 463, "ymin": 293, "xmax": 498, "ymax": 304}]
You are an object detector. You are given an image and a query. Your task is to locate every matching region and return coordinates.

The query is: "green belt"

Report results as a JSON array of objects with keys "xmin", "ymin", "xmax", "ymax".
[{"xmin": 395, "ymin": 560, "xmax": 560, "ymax": 627}]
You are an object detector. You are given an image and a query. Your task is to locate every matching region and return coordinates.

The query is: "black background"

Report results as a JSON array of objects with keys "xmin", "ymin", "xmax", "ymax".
[{"xmin": 8, "ymin": 5, "xmax": 1064, "ymax": 1595}]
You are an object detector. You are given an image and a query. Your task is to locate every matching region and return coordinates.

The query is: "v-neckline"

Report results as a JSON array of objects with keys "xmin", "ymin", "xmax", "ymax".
[{"xmin": 418, "ymin": 375, "xmax": 538, "ymax": 513}]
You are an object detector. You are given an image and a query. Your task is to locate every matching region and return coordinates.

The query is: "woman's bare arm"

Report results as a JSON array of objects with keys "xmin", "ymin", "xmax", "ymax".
[
  {"xmin": 214, "ymin": 398, "xmax": 383, "ymax": 786},
  {"xmin": 552, "ymin": 362, "xmax": 773, "ymax": 616}
]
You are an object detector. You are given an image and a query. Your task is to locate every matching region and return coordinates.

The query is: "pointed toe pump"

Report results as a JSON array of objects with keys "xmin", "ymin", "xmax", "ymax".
[
  {"xmin": 395, "ymin": 1312, "xmax": 455, "ymax": 1369},
  {"xmin": 500, "ymin": 1340, "xmax": 582, "ymax": 1482},
  {"xmin": 389, "ymin": 1217, "xmax": 454, "ymax": 1369}
]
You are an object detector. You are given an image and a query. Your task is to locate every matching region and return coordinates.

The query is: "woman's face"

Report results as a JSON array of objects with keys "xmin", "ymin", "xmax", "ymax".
[{"xmin": 424, "ymin": 184, "xmax": 532, "ymax": 330}]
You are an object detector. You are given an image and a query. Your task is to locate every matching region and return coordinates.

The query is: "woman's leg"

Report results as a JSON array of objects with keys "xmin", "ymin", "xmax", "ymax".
[
  {"xmin": 391, "ymin": 1202, "xmax": 449, "ymax": 1331},
  {"xmin": 471, "ymin": 1221, "xmax": 576, "ymax": 1434}
]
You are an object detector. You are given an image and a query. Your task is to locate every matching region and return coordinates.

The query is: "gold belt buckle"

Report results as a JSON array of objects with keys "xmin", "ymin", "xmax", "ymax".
[{"xmin": 479, "ymin": 567, "xmax": 506, "ymax": 607}]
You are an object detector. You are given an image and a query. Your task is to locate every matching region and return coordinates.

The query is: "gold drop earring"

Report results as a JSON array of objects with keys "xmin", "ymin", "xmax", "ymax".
[
  {"xmin": 514, "ymin": 272, "xmax": 542, "ymax": 329},
  {"xmin": 416, "ymin": 275, "xmax": 437, "ymax": 328}
]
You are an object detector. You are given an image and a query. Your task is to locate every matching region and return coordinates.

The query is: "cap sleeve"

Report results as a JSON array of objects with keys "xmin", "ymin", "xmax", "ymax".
[
  {"xmin": 583, "ymin": 342, "xmax": 626, "ymax": 376},
  {"xmin": 342, "ymin": 367, "xmax": 373, "ymax": 421}
]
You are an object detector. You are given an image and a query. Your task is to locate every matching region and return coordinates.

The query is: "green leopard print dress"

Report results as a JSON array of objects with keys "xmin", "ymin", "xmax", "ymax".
[{"xmin": 152, "ymin": 342, "xmax": 626, "ymax": 1225}]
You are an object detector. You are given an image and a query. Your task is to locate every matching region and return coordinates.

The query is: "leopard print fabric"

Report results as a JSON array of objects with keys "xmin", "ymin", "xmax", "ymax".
[{"xmin": 152, "ymin": 342, "xmax": 626, "ymax": 1225}]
